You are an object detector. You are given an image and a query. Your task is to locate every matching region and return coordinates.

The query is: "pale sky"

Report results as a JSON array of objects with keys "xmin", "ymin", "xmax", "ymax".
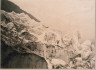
[{"xmin": 9, "ymin": 0, "xmax": 95, "ymax": 41}]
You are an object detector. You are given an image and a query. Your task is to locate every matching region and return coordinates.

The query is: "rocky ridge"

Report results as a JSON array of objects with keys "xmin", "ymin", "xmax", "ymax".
[{"xmin": 1, "ymin": 10, "xmax": 95, "ymax": 69}]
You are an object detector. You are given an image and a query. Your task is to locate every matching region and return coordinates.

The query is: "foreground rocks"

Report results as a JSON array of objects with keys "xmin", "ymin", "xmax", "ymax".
[{"xmin": 1, "ymin": 10, "xmax": 95, "ymax": 69}]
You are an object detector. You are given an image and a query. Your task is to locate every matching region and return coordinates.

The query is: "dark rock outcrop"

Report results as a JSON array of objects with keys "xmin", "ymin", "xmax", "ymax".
[
  {"xmin": 1, "ymin": 10, "xmax": 47, "ymax": 69},
  {"xmin": 2, "ymin": 52, "xmax": 48, "ymax": 69},
  {"xmin": 1, "ymin": 0, "xmax": 40, "ymax": 22}
]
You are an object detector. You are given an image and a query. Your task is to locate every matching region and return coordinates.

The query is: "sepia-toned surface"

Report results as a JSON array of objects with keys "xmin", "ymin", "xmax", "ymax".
[
  {"xmin": 1, "ymin": 0, "xmax": 95, "ymax": 69},
  {"xmin": 9, "ymin": 0, "xmax": 95, "ymax": 42}
]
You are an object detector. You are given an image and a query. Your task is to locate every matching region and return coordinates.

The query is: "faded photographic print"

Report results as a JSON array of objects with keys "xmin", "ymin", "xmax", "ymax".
[{"xmin": 1, "ymin": 0, "xmax": 95, "ymax": 69}]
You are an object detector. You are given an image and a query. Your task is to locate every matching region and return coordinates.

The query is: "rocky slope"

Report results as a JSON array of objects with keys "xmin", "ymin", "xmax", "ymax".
[{"xmin": 1, "ymin": 10, "xmax": 95, "ymax": 69}]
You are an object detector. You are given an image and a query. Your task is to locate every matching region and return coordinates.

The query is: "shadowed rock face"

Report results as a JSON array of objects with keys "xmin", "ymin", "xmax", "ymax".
[
  {"xmin": 1, "ymin": 41, "xmax": 14, "ymax": 63},
  {"xmin": 1, "ymin": 52, "xmax": 48, "ymax": 69},
  {"xmin": 1, "ymin": 0, "xmax": 40, "ymax": 22},
  {"xmin": 1, "ymin": 41, "xmax": 48, "ymax": 69}
]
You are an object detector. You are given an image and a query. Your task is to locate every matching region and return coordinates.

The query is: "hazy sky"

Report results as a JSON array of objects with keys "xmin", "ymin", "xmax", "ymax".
[{"xmin": 9, "ymin": 0, "xmax": 95, "ymax": 41}]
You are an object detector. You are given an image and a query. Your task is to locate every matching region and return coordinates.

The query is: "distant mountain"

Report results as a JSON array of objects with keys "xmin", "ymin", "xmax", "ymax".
[{"xmin": 1, "ymin": 0, "xmax": 40, "ymax": 22}]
